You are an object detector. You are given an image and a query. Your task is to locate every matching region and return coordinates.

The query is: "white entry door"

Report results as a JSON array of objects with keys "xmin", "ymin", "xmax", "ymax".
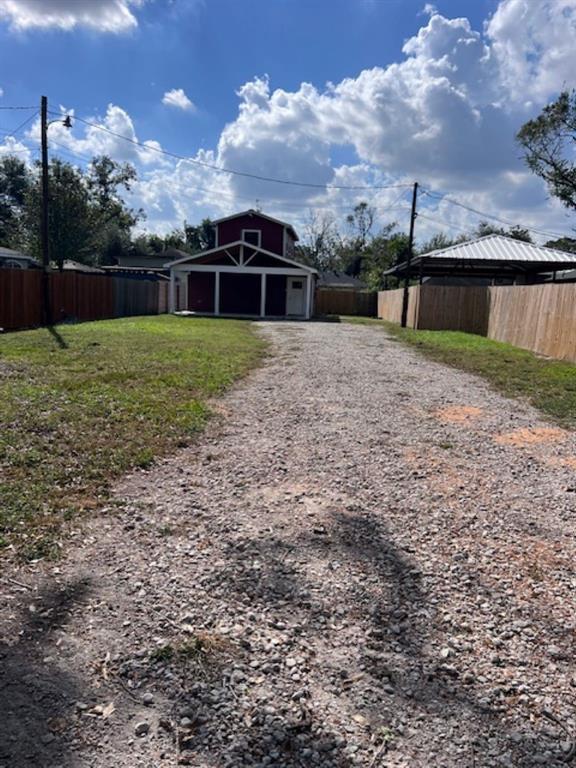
[{"xmin": 286, "ymin": 277, "xmax": 306, "ymax": 316}]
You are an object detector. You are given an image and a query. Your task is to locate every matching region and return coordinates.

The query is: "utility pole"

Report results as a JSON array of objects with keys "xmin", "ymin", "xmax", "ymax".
[
  {"xmin": 40, "ymin": 95, "xmax": 51, "ymax": 325},
  {"xmin": 400, "ymin": 181, "xmax": 418, "ymax": 328}
]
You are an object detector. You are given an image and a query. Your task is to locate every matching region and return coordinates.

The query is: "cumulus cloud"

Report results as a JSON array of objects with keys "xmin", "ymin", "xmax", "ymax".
[
  {"xmin": 162, "ymin": 88, "xmax": 196, "ymax": 112},
  {"xmin": 25, "ymin": 104, "xmax": 171, "ymax": 171},
  {"xmin": 12, "ymin": 0, "xmax": 575, "ymax": 241},
  {"xmin": 486, "ymin": 0, "xmax": 576, "ymax": 102},
  {"xmin": 0, "ymin": 0, "xmax": 143, "ymax": 33}
]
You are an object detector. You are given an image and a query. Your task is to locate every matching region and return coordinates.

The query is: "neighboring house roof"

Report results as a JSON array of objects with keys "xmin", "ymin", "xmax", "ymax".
[
  {"xmin": 318, "ymin": 271, "xmax": 367, "ymax": 288},
  {"xmin": 211, "ymin": 209, "xmax": 299, "ymax": 241},
  {"xmin": 61, "ymin": 260, "xmax": 105, "ymax": 274},
  {"xmin": 166, "ymin": 240, "xmax": 318, "ymax": 273},
  {"xmin": 101, "ymin": 265, "xmax": 169, "ymax": 280},
  {"xmin": 116, "ymin": 253, "xmax": 171, "ymax": 269},
  {"xmin": 386, "ymin": 235, "xmax": 576, "ymax": 277},
  {"xmin": 0, "ymin": 246, "xmax": 38, "ymax": 265}
]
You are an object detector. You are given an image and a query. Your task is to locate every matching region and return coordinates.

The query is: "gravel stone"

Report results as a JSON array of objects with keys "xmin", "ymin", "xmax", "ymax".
[{"xmin": 1, "ymin": 321, "xmax": 575, "ymax": 767}]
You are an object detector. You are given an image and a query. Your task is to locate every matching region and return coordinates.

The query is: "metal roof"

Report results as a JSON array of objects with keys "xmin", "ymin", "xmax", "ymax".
[
  {"xmin": 385, "ymin": 235, "xmax": 576, "ymax": 278},
  {"xmin": 418, "ymin": 235, "xmax": 576, "ymax": 264}
]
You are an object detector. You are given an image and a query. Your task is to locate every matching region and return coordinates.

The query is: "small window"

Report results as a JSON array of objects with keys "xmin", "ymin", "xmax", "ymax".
[
  {"xmin": 292, "ymin": 280, "xmax": 303, "ymax": 289},
  {"xmin": 242, "ymin": 229, "xmax": 261, "ymax": 247}
]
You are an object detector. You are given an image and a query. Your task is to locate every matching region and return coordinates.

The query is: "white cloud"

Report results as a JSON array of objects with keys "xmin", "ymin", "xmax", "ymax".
[
  {"xmin": 27, "ymin": 104, "xmax": 168, "ymax": 167},
  {"xmin": 162, "ymin": 88, "xmax": 196, "ymax": 112},
  {"xmin": 0, "ymin": 0, "xmax": 143, "ymax": 33},
  {"xmin": 0, "ymin": 135, "xmax": 32, "ymax": 163},
  {"xmin": 486, "ymin": 0, "xmax": 576, "ymax": 102},
  {"xmin": 10, "ymin": 0, "xmax": 575, "ymax": 242}
]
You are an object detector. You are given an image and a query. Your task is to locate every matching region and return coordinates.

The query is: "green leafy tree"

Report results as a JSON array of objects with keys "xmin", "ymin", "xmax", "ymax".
[
  {"xmin": 184, "ymin": 218, "xmax": 215, "ymax": 253},
  {"xmin": 360, "ymin": 227, "xmax": 409, "ymax": 290},
  {"xmin": 23, "ymin": 159, "xmax": 97, "ymax": 268},
  {"xmin": 0, "ymin": 155, "xmax": 30, "ymax": 248},
  {"xmin": 474, "ymin": 220, "xmax": 533, "ymax": 242},
  {"xmin": 544, "ymin": 237, "xmax": 576, "ymax": 253},
  {"xmin": 517, "ymin": 90, "xmax": 576, "ymax": 212}
]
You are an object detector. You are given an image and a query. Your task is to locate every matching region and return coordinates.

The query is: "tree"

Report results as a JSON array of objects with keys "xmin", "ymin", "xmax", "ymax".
[
  {"xmin": 184, "ymin": 218, "xmax": 215, "ymax": 253},
  {"xmin": 0, "ymin": 156, "xmax": 30, "ymax": 248},
  {"xmin": 517, "ymin": 90, "xmax": 576, "ymax": 212},
  {"xmin": 86, "ymin": 155, "xmax": 144, "ymax": 264},
  {"xmin": 23, "ymin": 158, "xmax": 98, "ymax": 268},
  {"xmin": 296, "ymin": 210, "xmax": 341, "ymax": 271},
  {"xmin": 474, "ymin": 220, "xmax": 533, "ymax": 242},
  {"xmin": 545, "ymin": 237, "xmax": 576, "ymax": 253},
  {"xmin": 340, "ymin": 201, "xmax": 376, "ymax": 276},
  {"xmin": 360, "ymin": 227, "xmax": 409, "ymax": 290}
]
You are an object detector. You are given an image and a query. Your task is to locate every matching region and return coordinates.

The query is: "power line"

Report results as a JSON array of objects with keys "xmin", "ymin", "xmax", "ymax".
[
  {"xmin": 51, "ymin": 109, "xmax": 411, "ymax": 192},
  {"xmin": 416, "ymin": 211, "xmax": 471, "ymax": 235},
  {"xmin": 420, "ymin": 187, "xmax": 570, "ymax": 240},
  {"xmin": 0, "ymin": 105, "xmax": 38, "ymax": 110},
  {"xmin": 0, "ymin": 110, "xmax": 39, "ymax": 140}
]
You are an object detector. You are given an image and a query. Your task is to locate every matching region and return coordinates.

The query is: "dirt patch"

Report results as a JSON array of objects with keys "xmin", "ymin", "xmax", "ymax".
[
  {"xmin": 434, "ymin": 405, "xmax": 484, "ymax": 424},
  {"xmin": 494, "ymin": 426, "xmax": 568, "ymax": 447}
]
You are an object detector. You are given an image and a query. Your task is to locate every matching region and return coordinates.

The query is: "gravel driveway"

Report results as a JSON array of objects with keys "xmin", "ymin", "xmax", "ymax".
[{"xmin": 1, "ymin": 320, "xmax": 575, "ymax": 768}]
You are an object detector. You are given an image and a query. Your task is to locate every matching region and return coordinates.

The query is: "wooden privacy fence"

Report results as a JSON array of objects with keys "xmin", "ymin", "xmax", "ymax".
[
  {"xmin": 315, "ymin": 288, "xmax": 377, "ymax": 316},
  {"xmin": 0, "ymin": 269, "xmax": 168, "ymax": 331},
  {"xmin": 378, "ymin": 284, "xmax": 576, "ymax": 363}
]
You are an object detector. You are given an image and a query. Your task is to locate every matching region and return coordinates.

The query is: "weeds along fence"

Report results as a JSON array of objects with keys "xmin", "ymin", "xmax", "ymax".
[
  {"xmin": 378, "ymin": 284, "xmax": 576, "ymax": 363},
  {"xmin": 0, "ymin": 269, "xmax": 168, "ymax": 331},
  {"xmin": 315, "ymin": 288, "xmax": 377, "ymax": 316}
]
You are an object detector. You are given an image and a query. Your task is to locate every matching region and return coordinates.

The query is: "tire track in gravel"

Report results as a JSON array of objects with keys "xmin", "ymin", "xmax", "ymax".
[{"xmin": 1, "ymin": 320, "xmax": 575, "ymax": 768}]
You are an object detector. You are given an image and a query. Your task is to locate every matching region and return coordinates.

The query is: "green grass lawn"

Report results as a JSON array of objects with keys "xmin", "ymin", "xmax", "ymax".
[
  {"xmin": 0, "ymin": 316, "xmax": 265, "ymax": 559},
  {"xmin": 347, "ymin": 317, "xmax": 576, "ymax": 427}
]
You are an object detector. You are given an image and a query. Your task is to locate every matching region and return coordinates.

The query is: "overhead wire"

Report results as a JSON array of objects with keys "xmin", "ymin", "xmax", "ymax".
[
  {"xmin": 420, "ymin": 187, "xmax": 570, "ymax": 240},
  {"xmin": 49, "ymin": 109, "xmax": 411, "ymax": 192}
]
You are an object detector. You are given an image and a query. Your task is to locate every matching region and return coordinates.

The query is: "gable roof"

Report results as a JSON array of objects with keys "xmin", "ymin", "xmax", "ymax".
[
  {"xmin": 211, "ymin": 209, "xmax": 299, "ymax": 241},
  {"xmin": 166, "ymin": 240, "xmax": 317, "ymax": 272}
]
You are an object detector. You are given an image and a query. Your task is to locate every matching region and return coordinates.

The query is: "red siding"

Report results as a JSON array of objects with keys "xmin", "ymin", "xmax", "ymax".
[
  {"xmin": 217, "ymin": 214, "xmax": 285, "ymax": 255},
  {"xmin": 188, "ymin": 272, "xmax": 215, "ymax": 312}
]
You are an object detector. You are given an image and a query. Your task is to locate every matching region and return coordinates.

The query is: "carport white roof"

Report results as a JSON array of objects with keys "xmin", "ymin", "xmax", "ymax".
[{"xmin": 421, "ymin": 235, "xmax": 576, "ymax": 264}]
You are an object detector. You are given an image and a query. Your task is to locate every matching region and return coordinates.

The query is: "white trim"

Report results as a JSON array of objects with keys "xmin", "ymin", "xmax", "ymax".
[
  {"xmin": 225, "ymin": 249, "xmax": 239, "ymax": 266},
  {"xmin": 243, "ymin": 248, "xmax": 258, "ymax": 267},
  {"xmin": 166, "ymin": 240, "xmax": 317, "ymax": 273},
  {"xmin": 214, "ymin": 271, "xmax": 220, "ymax": 316},
  {"xmin": 214, "ymin": 225, "xmax": 218, "ymax": 248},
  {"xmin": 172, "ymin": 264, "xmax": 311, "ymax": 276},
  {"xmin": 305, "ymin": 274, "xmax": 313, "ymax": 319},
  {"xmin": 242, "ymin": 229, "xmax": 261, "ymax": 248},
  {"xmin": 260, "ymin": 273, "xmax": 266, "ymax": 318},
  {"xmin": 282, "ymin": 226, "xmax": 287, "ymax": 258}
]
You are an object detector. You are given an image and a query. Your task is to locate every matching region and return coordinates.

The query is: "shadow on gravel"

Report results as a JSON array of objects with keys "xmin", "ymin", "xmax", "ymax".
[
  {"xmin": 0, "ymin": 579, "xmax": 90, "ymax": 768},
  {"xmin": 202, "ymin": 511, "xmax": 567, "ymax": 767}
]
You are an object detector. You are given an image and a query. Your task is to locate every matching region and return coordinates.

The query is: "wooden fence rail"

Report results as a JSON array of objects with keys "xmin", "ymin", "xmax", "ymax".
[
  {"xmin": 377, "ymin": 283, "xmax": 576, "ymax": 363},
  {"xmin": 0, "ymin": 269, "xmax": 168, "ymax": 331},
  {"xmin": 315, "ymin": 288, "xmax": 377, "ymax": 316}
]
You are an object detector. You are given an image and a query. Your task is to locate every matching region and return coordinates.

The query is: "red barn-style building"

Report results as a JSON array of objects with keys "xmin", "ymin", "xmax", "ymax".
[{"xmin": 167, "ymin": 210, "xmax": 317, "ymax": 319}]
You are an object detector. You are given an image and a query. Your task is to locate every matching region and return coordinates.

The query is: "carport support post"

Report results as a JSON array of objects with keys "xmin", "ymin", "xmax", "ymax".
[{"xmin": 401, "ymin": 181, "xmax": 418, "ymax": 328}]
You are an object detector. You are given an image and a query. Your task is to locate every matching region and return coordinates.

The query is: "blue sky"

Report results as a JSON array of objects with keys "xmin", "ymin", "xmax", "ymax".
[{"xmin": 1, "ymin": 0, "xmax": 575, "ymax": 242}]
